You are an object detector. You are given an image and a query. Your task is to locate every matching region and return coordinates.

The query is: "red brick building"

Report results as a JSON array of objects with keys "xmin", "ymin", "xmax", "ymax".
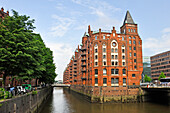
[
  {"xmin": 63, "ymin": 11, "xmax": 143, "ymax": 88},
  {"xmin": 151, "ymin": 50, "xmax": 170, "ymax": 81}
]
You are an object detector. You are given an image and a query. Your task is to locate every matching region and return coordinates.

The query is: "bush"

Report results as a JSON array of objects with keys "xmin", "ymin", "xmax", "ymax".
[{"xmin": 32, "ymin": 91, "xmax": 38, "ymax": 95}]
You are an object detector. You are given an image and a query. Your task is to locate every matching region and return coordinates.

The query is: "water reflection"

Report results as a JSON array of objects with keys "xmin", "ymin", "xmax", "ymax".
[{"xmin": 41, "ymin": 87, "xmax": 170, "ymax": 113}]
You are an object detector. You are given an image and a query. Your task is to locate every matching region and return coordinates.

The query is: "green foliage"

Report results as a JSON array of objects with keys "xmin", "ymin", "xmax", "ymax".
[
  {"xmin": 0, "ymin": 10, "xmax": 57, "ymax": 86},
  {"xmin": 32, "ymin": 91, "xmax": 37, "ymax": 95},
  {"xmin": 158, "ymin": 72, "xmax": 166, "ymax": 81},
  {"xmin": 144, "ymin": 74, "xmax": 152, "ymax": 82}
]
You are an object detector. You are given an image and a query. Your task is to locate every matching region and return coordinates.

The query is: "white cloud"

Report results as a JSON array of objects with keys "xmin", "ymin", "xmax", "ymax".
[
  {"xmin": 162, "ymin": 27, "xmax": 170, "ymax": 33},
  {"xmin": 45, "ymin": 42, "xmax": 74, "ymax": 80},
  {"xmin": 143, "ymin": 28, "xmax": 170, "ymax": 55},
  {"xmin": 50, "ymin": 15, "xmax": 75, "ymax": 37}
]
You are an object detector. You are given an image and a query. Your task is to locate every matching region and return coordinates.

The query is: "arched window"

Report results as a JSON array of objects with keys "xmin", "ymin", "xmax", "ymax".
[{"xmin": 103, "ymin": 68, "xmax": 107, "ymax": 75}]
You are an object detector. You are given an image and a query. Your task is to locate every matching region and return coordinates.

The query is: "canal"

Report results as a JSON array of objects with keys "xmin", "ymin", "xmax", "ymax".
[{"xmin": 41, "ymin": 87, "xmax": 170, "ymax": 113}]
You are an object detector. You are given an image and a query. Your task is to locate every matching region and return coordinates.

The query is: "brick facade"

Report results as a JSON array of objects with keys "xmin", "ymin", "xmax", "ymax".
[{"xmin": 63, "ymin": 11, "xmax": 143, "ymax": 87}]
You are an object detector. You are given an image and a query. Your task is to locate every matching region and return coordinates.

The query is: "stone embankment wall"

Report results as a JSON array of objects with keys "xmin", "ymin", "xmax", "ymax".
[
  {"xmin": 0, "ymin": 87, "xmax": 53, "ymax": 113},
  {"xmin": 70, "ymin": 85, "xmax": 143, "ymax": 103}
]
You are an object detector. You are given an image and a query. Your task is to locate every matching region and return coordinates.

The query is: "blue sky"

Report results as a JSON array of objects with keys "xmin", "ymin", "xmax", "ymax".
[{"xmin": 1, "ymin": 0, "xmax": 170, "ymax": 80}]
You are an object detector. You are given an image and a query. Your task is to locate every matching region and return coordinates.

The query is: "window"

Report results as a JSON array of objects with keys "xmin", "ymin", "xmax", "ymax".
[
  {"xmin": 103, "ymin": 61, "xmax": 106, "ymax": 65},
  {"xmin": 95, "ymin": 69, "xmax": 98, "ymax": 75},
  {"xmin": 133, "ymin": 83, "xmax": 135, "ymax": 85},
  {"xmin": 134, "ymin": 47, "xmax": 136, "ymax": 50},
  {"xmin": 133, "ymin": 40, "xmax": 136, "ymax": 44},
  {"xmin": 133, "ymin": 37, "xmax": 136, "ymax": 39},
  {"xmin": 95, "ymin": 44, "xmax": 97, "ymax": 46},
  {"xmin": 134, "ymin": 65, "xmax": 137, "ymax": 69},
  {"xmin": 139, "ymin": 41, "xmax": 140, "ymax": 45},
  {"xmin": 103, "ymin": 78, "xmax": 107, "ymax": 84},
  {"xmin": 134, "ymin": 59, "xmax": 136, "ymax": 63},
  {"xmin": 122, "ymin": 36, "xmax": 124, "ymax": 41},
  {"xmin": 111, "ymin": 69, "xmax": 115, "ymax": 74},
  {"xmin": 95, "ymin": 62, "xmax": 98, "ymax": 66},
  {"xmin": 111, "ymin": 78, "xmax": 114, "ymax": 84},
  {"xmin": 129, "ymin": 46, "xmax": 132, "ymax": 50},
  {"xmin": 112, "ymin": 61, "xmax": 114, "ymax": 66},
  {"xmin": 111, "ymin": 55, "xmax": 114, "ymax": 59},
  {"xmin": 122, "ymin": 56, "xmax": 125, "ymax": 59},
  {"xmin": 111, "ymin": 78, "xmax": 119, "ymax": 84},
  {"xmin": 134, "ymin": 29, "xmax": 136, "ymax": 32},
  {"xmin": 129, "ymin": 40, "xmax": 132, "ymax": 44},
  {"xmin": 130, "ymin": 53, "xmax": 132, "ymax": 57},
  {"xmin": 123, "ymin": 69, "xmax": 126, "ymax": 74},
  {"xmin": 95, "ymin": 55, "xmax": 98, "ymax": 59},
  {"xmin": 95, "ymin": 78, "xmax": 98, "ymax": 84},
  {"xmin": 103, "ymin": 48, "xmax": 106, "ymax": 52},
  {"xmin": 129, "ymin": 37, "xmax": 131, "ymax": 39},
  {"xmin": 115, "ymin": 62, "xmax": 118, "ymax": 66},
  {"xmin": 115, "ymin": 69, "xmax": 119, "ymax": 74},
  {"xmin": 123, "ymin": 78, "xmax": 126, "ymax": 83},
  {"xmin": 103, "ymin": 68, "xmax": 107, "ymax": 75},
  {"xmin": 132, "ymin": 74, "xmax": 136, "ymax": 77},
  {"xmin": 112, "ymin": 42, "xmax": 116, "ymax": 47},
  {"xmin": 134, "ymin": 53, "xmax": 136, "ymax": 57},
  {"xmin": 131, "ymin": 29, "xmax": 133, "ymax": 32},
  {"xmin": 123, "ymin": 62, "xmax": 125, "ymax": 65},
  {"xmin": 95, "ymin": 49, "xmax": 98, "ymax": 53},
  {"xmin": 103, "ymin": 35, "xmax": 105, "ymax": 39},
  {"xmin": 115, "ymin": 48, "xmax": 118, "ymax": 52},
  {"xmin": 103, "ymin": 55, "xmax": 106, "ymax": 59},
  {"xmin": 128, "ymin": 29, "xmax": 130, "ymax": 32},
  {"xmin": 122, "ymin": 49, "xmax": 125, "ymax": 53},
  {"xmin": 115, "ymin": 78, "xmax": 119, "ymax": 84},
  {"xmin": 95, "ymin": 36, "xmax": 97, "ymax": 40},
  {"xmin": 111, "ymin": 48, "xmax": 114, "ymax": 52},
  {"xmin": 115, "ymin": 55, "xmax": 118, "ymax": 59}
]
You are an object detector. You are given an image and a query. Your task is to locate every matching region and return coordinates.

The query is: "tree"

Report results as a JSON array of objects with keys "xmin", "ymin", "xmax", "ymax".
[
  {"xmin": 158, "ymin": 72, "xmax": 166, "ymax": 81},
  {"xmin": 0, "ymin": 10, "xmax": 57, "ymax": 87},
  {"xmin": 144, "ymin": 74, "xmax": 152, "ymax": 82}
]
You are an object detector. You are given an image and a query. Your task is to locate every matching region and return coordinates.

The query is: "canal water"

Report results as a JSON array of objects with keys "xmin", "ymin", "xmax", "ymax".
[{"xmin": 41, "ymin": 87, "xmax": 170, "ymax": 113}]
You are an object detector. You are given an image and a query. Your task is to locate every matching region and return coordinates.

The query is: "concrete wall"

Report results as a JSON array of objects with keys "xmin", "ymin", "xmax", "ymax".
[{"xmin": 0, "ymin": 87, "xmax": 53, "ymax": 113}]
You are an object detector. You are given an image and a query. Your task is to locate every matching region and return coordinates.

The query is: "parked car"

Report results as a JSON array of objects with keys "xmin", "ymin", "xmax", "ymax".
[
  {"xmin": 17, "ymin": 86, "xmax": 26, "ymax": 94},
  {"xmin": 22, "ymin": 84, "xmax": 32, "ymax": 92}
]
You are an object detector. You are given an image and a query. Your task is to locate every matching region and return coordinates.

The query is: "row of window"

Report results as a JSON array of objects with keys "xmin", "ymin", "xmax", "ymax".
[
  {"xmin": 151, "ymin": 57, "xmax": 170, "ymax": 63},
  {"xmin": 95, "ymin": 78, "xmax": 126, "ymax": 84},
  {"xmin": 95, "ymin": 55, "xmax": 125, "ymax": 60},
  {"xmin": 128, "ymin": 29, "xmax": 136, "ymax": 33},
  {"xmin": 151, "ymin": 65, "xmax": 170, "ymax": 70},
  {"xmin": 95, "ymin": 69, "xmax": 127, "ymax": 75},
  {"xmin": 151, "ymin": 52, "xmax": 170, "ymax": 60},
  {"xmin": 95, "ymin": 61, "xmax": 126, "ymax": 66}
]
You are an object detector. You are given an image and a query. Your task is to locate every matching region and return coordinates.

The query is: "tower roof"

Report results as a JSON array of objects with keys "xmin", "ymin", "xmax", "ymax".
[{"xmin": 123, "ymin": 11, "xmax": 135, "ymax": 25}]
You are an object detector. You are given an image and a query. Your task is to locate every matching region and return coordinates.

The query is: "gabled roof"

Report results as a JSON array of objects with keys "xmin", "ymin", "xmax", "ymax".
[{"xmin": 123, "ymin": 10, "xmax": 135, "ymax": 25}]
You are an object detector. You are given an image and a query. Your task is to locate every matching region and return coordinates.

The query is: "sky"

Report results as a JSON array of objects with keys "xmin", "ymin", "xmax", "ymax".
[{"xmin": 1, "ymin": 0, "xmax": 170, "ymax": 81}]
